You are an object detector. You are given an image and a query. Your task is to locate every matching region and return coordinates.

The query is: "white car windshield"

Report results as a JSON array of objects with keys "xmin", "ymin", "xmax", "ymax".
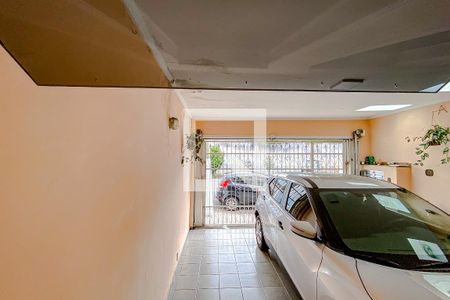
[{"xmin": 319, "ymin": 189, "xmax": 450, "ymax": 271}]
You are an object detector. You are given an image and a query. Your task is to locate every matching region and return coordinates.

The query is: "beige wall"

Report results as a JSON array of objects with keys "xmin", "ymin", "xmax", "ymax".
[
  {"xmin": 0, "ymin": 47, "xmax": 189, "ymax": 299},
  {"xmin": 196, "ymin": 119, "xmax": 371, "ymax": 158},
  {"xmin": 370, "ymin": 101, "xmax": 450, "ymax": 213}
]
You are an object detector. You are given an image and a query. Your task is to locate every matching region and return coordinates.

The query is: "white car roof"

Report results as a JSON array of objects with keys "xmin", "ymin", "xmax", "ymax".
[
  {"xmin": 277, "ymin": 173, "xmax": 398, "ymax": 189},
  {"xmin": 224, "ymin": 172, "xmax": 268, "ymax": 178}
]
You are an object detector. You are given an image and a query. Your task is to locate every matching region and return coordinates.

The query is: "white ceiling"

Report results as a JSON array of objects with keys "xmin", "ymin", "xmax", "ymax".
[
  {"xmin": 178, "ymin": 89, "xmax": 450, "ymax": 120},
  {"xmin": 125, "ymin": 0, "xmax": 450, "ymax": 92}
]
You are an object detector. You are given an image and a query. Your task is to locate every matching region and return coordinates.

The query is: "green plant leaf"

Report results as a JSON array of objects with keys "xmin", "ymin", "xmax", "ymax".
[
  {"xmin": 408, "ymin": 123, "xmax": 449, "ymax": 165},
  {"xmin": 209, "ymin": 145, "xmax": 224, "ymax": 177}
]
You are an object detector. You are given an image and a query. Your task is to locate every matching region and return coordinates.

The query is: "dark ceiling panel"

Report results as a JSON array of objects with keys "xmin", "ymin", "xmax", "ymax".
[{"xmin": 0, "ymin": 0, "xmax": 170, "ymax": 87}]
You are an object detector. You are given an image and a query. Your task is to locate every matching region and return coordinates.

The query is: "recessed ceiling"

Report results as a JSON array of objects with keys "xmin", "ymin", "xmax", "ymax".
[
  {"xmin": 126, "ymin": 0, "xmax": 450, "ymax": 92},
  {"xmin": 178, "ymin": 89, "xmax": 450, "ymax": 120}
]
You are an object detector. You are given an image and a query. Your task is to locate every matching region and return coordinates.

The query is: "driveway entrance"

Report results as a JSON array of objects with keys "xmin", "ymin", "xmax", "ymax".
[{"xmin": 203, "ymin": 139, "xmax": 350, "ymax": 226}]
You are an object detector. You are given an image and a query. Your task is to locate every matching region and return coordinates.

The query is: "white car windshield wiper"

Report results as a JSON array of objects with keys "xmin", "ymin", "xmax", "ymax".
[
  {"xmin": 355, "ymin": 253, "xmax": 402, "ymax": 268},
  {"xmin": 409, "ymin": 261, "xmax": 450, "ymax": 270}
]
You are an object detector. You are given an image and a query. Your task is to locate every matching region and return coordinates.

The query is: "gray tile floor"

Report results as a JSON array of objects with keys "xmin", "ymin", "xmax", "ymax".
[{"xmin": 168, "ymin": 227, "xmax": 302, "ymax": 300}]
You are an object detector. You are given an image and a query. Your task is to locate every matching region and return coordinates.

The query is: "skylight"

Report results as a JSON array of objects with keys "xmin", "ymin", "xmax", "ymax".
[
  {"xmin": 440, "ymin": 81, "xmax": 450, "ymax": 92},
  {"xmin": 357, "ymin": 105, "xmax": 411, "ymax": 112},
  {"xmin": 421, "ymin": 83, "xmax": 446, "ymax": 93}
]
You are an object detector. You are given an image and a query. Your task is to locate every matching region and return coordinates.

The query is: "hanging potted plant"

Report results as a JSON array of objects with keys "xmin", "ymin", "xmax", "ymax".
[
  {"xmin": 406, "ymin": 105, "xmax": 449, "ymax": 166},
  {"xmin": 181, "ymin": 129, "xmax": 205, "ymax": 165}
]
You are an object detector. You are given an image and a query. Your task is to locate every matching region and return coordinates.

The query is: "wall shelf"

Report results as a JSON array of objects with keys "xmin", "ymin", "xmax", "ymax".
[{"xmin": 361, "ymin": 165, "xmax": 411, "ymax": 189}]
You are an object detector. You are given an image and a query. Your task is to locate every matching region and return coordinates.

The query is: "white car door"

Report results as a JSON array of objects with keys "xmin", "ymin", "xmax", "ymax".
[
  {"xmin": 275, "ymin": 182, "xmax": 325, "ymax": 300},
  {"xmin": 256, "ymin": 182, "xmax": 273, "ymax": 242},
  {"xmin": 265, "ymin": 178, "xmax": 289, "ymax": 250}
]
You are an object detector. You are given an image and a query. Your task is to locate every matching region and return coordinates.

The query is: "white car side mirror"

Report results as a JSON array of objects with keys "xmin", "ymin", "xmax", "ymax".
[{"xmin": 290, "ymin": 221, "xmax": 317, "ymax": 239}]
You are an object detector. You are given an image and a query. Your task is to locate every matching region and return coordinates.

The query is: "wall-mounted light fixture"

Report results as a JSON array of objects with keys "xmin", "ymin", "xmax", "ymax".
[
  {"xmin": 353, "ymin": 128, "xmax": 366, "ymax": 138},
  {"xmin": 169, "ymin": 117, "xmax": 179, "ymax": 130}
]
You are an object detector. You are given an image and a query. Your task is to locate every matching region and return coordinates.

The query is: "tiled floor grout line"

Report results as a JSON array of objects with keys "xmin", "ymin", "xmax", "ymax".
[{"xmin": 169, "ymin": 228, "xmax": 300, "ymax": 300}]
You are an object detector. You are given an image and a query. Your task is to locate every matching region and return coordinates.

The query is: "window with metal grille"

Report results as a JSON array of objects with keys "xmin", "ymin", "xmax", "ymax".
[{"xmin": 205, "ymin": 139, "xmax": 347, "ymax": 176}]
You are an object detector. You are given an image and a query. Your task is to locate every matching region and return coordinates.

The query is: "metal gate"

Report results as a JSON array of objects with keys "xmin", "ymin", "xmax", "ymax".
[{"xmin": 203, "ymin": 138, "xmax": 350, "ymax": 226}]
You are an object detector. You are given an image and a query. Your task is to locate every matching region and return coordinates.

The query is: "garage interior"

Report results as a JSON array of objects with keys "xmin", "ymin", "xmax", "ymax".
[{"xmin": 1, "ymin": 1, "xmax": 450, "ymax": 300}]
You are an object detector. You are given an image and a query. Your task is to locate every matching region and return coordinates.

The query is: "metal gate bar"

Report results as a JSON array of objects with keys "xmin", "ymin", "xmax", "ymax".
[{"xmin": 203, "ymin": 139, "xmax": 348, "ymax": 226}]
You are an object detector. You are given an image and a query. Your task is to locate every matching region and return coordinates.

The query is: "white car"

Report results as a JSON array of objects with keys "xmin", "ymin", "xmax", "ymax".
[{"xmin": 255, "ymin": 174, "xmax": 450, "ymax": 300}]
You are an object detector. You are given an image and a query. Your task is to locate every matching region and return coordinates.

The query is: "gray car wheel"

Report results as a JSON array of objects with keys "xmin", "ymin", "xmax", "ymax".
[
  {"xmin": 255, "ymin": 215, "xmax": 269, "ymax": 252},
  {"xmin": 225, "ymin": 197, "xmax": 239, "ymax": 211}
]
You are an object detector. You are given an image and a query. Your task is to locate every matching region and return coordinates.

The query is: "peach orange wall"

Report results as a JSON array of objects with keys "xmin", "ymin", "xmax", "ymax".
[
  {"xmin": 0, "ymin": 46, "xmax": 189, "ymax": 300},
  {"xmin": 370, "ymin": 101, "xmax": 450, "ymax": 213},
  {"xmin": 196, "ymin": 119, "xmax": 371, "ymax": 158}
]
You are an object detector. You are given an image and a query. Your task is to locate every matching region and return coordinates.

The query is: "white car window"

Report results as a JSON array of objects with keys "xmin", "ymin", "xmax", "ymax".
[
  {"xmin": 286, "ymin": 184, "xmax": 316, "ymax": 227},
  {"xmin": 270, "ymin": 179, "xmax": 288, "ymax": 204},
  {"xmin": 319, "ymin": 189, "xmax": 450, "ymax": 270},
  {"xmin": 286, "ymin": 184, "xmax": 307, "ymax": 211}
]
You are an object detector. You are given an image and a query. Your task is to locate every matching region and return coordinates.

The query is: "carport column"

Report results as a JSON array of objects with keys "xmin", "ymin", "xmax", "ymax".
[
  {"xmin": 352, "ymin": 129, "xmax": 365, "ymax": 175},
  {"xmin": 254, "ymin": 116, "xmax": 268, "ymax": 175},
  {"xmin": 193, "ymin": 143, "xmax": 206, "ymax": 227}
]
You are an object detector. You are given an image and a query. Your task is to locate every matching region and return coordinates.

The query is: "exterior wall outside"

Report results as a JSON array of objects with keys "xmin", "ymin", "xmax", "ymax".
[{"xmin": 0, "ymin": 47, "xmax": 190, "ymax": 300}]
